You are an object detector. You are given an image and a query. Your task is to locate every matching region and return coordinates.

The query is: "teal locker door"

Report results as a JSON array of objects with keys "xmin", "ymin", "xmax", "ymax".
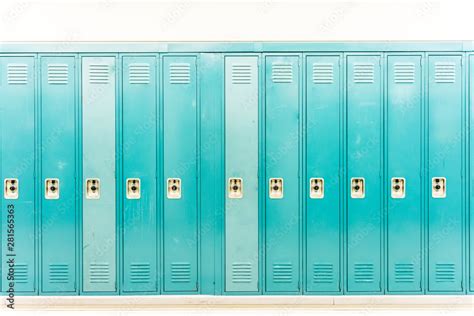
[
  {"xmin": 225, "ymin": 56, "xmax": 259, "ymax": 292},
  {"xmin": 265, "ymin": 55, "xmax": 300, "ymax": 293},
  {"xmin": 82, "ymin": 56, "xmax": 116, "ymax": 292},
  {"xmin": 40, "ymin": 56, "xmax": 77, "ymax": 293},
  {"xmin": 122, "ymin": 56, "xmax": 158, "ymax": 293},
  {"xmin": 386, "ymin": 55, "xmax": 422, "ymax": 292},
  {"xmin": 471, "ymin": 54, "xmax": 474, "ymax": 292},
  {"xmin": 347, "ymin": 55, "xmax": 382, "ymax": 293},
  {"xmin": 428, "ymin": 55, "xmax": 463, "ymax": 292},
  {"xmin": 305, "ymin": 55, "xmax": 341, "ymax": 293},
  {"xmin": 163, "ymin": 56, "xmax": 198, "ymax": 292},
  {"xmin": 0, "ymin": 57, "xmax": 36, "ymax": 293}
]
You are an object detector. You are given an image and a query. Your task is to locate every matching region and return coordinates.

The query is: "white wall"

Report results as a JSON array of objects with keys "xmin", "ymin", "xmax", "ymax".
[{"xmin": 0, "ymin": 0, "xmax": 472, "ymax": 42}]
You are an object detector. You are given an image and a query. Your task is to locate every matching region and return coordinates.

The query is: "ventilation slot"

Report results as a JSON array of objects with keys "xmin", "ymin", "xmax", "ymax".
[
  {"xmin": 435, "ymin": 62, "xmax": 456, "ymax": 83},
  {"xmin": 231, "ymin": 64, "xmax": 252, "ymax": 84},
  {"xmin": 7, "ymin": 63, "xmax": 28, "ymax": 85},
  {"xmin": 14, "ymin": 263, "xmax": 28, "ymax": 284},
  {"xmin": 312, "ymin": 63, "xmax": 334, "ymax": 84},
  {"xmin": 435, "ymin": 263, "xmax": 456, "ymax": 283},
  {"xmin": 89, "ymin": 262, "xmax": 110, "ymax": 284},
  {"xmin": 313, "ymin": 263, "xmax": 333, "ymax": 284},
  {"xmin": 354, "ymin": 263, "xmax": 374, "ymax": 283},
  {"xmin": 49, "ymin": 264, "xmax": 69, "ymax": 284},
  {"xmin": 272, "ymin": 63, "xmax": 293, "ymax": 83},
  {"xmin": 272, "ymin": 263, "xmax": 293, "ymax": 283},
  {"xmin": 129, "ymin": 262, "xmax": 151, "ymax": 284},
  {"xmin": 353, "ymin": 63, "xmax": 374, "ymax": 83},
  {"xmin": 47, "ymin": 64, "xmax": 68, "ymax": 85},
  {"xmin": 171, "ymin": 262, "xmax": 191, "ymax": 283},
  {"xmin": 394, "ymin": 263, "xmax": 415, "ymax": 283},
  {"xmin": 231, "ymin": 262, "xmax": 252, "ymax": 283},
  {"xmin": 394, "ymin": 63, "xmax": 415, "ymax": 84},
  {"xmin": 169, "ymin": 63, "xmax": 191, "ymax": 84},
  {"xmin": 88, "ymin": 64, "xmax": 110, "ymax": 84},
  {"xmin": 129, "ymin": 63, "xmax": 150, "ymax": 84}
]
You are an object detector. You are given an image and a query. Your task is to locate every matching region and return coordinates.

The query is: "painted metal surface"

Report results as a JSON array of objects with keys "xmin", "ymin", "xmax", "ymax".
[
  {"xmin": 82, "ymin": 56, "xmax": 117, "ymax": 292},
  {"xmin": 224, "ymin": 56, "xmax": 259, "ymax": 292},
  {"xmin": 40, "ymin": 56, "xmax": 77, "ymax": 293},
  {"xmin": 427, "ymin": 55, "xmax": 464, "ymax": 293},
  {"xmin": 121, "ymin": 55, "xmax": 158, "ymax": 293}
]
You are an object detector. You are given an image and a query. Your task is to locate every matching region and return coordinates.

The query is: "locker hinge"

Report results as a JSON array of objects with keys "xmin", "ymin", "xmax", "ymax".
[{"xmin": 196, "ymin": 282, "xmax": 199, "ymax": 291}]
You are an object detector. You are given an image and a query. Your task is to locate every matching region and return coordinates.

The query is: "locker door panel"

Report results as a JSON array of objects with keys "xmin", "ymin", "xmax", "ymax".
[
  {"xmin": 471, "ymin": 54, "xmax": 474, "ymax": 292},
  {"xmin": 0, "ymin": 56, "xmax": 36, "ymax": 292},
  {"xmin": 122, "ymin": 56, "xmax": 158, "ymax": 293},
  {"xmin": 265, "ymin": 55, "xmax": 300, "ymax": 293},
  {"xmin": 386, "ymin": 55, "xmax": 423, "ymax": 292},
  {"xmin": 163, "ymin": 56, "xmax": 198, "ymax": 292},
  {"xmin": 305, "ymin": 55, "xmax": 341, "ymax": 292},
  {"xmin": 40, "ymin": 56, "xmax": 77, "ymax": 293},
  {"xmin": 82, "ymin": 56, "xmax": 116, "ymax": 292},
  {"xmin": 225, "ymin": 56, "xmax": 259, "ymax": 292},
  {"xmin": 347, "ymin": 55, "xmax": 382, "ymax": 293},
  {"xmin": 428, "ymin": 55, "xmax": 463, "ymax": 292}
]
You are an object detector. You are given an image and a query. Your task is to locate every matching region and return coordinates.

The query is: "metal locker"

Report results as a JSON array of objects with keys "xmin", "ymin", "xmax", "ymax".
[
  {"xmin": 82, "ymin": 56, "xmax": 117, "ymax": 292},
  {"xmin": 0, "ymin": 56, "xmax": 36, "ymax": 293},
  {"xmin": 40, "ymin": 56, "xmax": 77, "ymax": 293},
  {"xmin": 163, "ymin": 56, "xmax": 198, "ymax": 292},
  {"xmin": 265, "ymin": 55, "xmax": 300, "ymax": 293},
  {"xmin": 427, "ymin": 55, "xmax": 463, "ymax": 292},
  {"xmin": 346, "ymin": 55, "xmax": 382, "ymax": 293},
  {"xmin": 305, "ymin": 55, "xmax": 341, "ymax": 293},
  {"xmin": 386, "ymin": 55, "xmax": 423, "ymax": 292},
  {"xmin": 122, "ymin": 56, "xmax": 158, "ymax": 293},
  {"xmin": 470, "ymin": 54, "xmax": 474, "ymax": 293},
  {"xmin": 225, "ymin": 56, "xmax": 259, "ymax": 292}
]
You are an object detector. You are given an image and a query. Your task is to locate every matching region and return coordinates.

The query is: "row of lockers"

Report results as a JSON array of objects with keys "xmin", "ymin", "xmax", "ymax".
[{"xmin": 0, "ymin": 52, "xmax": 473, "ymax": 295}]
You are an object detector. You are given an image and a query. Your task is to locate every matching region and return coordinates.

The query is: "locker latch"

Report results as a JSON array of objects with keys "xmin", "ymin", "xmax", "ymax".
[
  {"xmin": 45, "ymin": 178, "xmax": 60, "ymax": 200},
  {"xmin": 167, "ymin": 178, "xmax": 181, "ymax": 199},
  {"xmin": 351, "ymin": 177, "xmax": 365, "ymax": 198},
  {"xmin": 85, "ymin": 178, "xmax": 100, "ymax": 199},
  {"xmin": 310, "ymin": 178, "xmax": 324, "ymax": 199},
  {"xmin": 4, "ymin": 178, "xmax": 19, "ymax": 199},
  {"xmin": 269, "ymin": 178, "xmax": 283, "ymax": 199},
  {"xmin": 391, "ymin": 177, "xmax": 405, "ymax": 199},
  {"xmin": 432, "ymin": 177, "xmax": 446, "ymax": 198},
  {"xmin": 228, "ymin": 178, "xmax": 243, "ymax": 199},
  {"xmin": 126, "ymin": 178, "xmax": 141, "ymax": 199}
]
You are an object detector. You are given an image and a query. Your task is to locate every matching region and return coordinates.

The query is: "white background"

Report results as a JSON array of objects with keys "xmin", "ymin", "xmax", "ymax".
[{"xmin": 0, "ymin": 0, "xmax": 473, "ymax": 315}]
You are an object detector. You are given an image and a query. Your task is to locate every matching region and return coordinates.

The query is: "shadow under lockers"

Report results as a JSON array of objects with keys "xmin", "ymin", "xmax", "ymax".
[{"xmin": 0, "ymin": 48, "xmax": 472, "ymax": 295}]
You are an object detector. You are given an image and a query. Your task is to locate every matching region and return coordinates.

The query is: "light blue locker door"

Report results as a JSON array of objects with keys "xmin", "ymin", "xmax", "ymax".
[
  {"xmin": 428, "ymin": 55, "xmax": 463, "ymax": 292},
  {"xmin": 82, "ymin": 56, "xmax": 116, "ymax": 292},
  {"xmin": 386, "ymin": 55, "xmax": 423, "ymax": 292},
  {"xmin": 347, "ymin": 55, "xmax": 382, "ymax": 293},
  {"xmin": 40, "ymin": 56, "xmax": 77, "ymax": 293},
  {"xmin": 163, "ymin": 56, "xmax": 198, "ymax": 292},
  {"xmin": 122, "ymin": 56, "xmax": 158, "ymax": 293},
  {"xmin": 225, "ymin": 56, "xmax": 259, "ymax": 292},
  {"xmin": 305, "ymin": 55, "xmax": 341, "ymax": 292},
  {"xmin": 470, "ymin": 54, "xmax": 474, "ymax": 292},
  {"xmin": 265, "ymin": 55, "xmax": 300, "ymax": 293},
  {"xmin": 0, "ymin": 57, "xmax": 36, "ymax": 293}
]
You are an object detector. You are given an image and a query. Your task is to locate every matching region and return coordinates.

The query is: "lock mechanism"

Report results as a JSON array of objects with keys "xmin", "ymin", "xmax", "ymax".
[
  {"xmin": 45, "ymin": 178, "xmax": 60, "ymax": 199},
  {"xmin": 310, "ymin": 178, "xmax": 324, "ymax": 199},
  {"xmin": 167, "ymin": 178, "xmax": 181, "ymax": 199},
  {"xmin": 351, "ymin": 177, "xmax": 365, "ymax": 198},
  {"xmin": 4, "ymin": 178, "xmax": 19, "ymax": 199},
  {"xmin": 228, "ymin": 178, "xmax": 243, "ymax": 199},
  {"xmin": 85, "ymin": 178, "xmax": 100, "ymax": 199},
  {"xmin": 126, "ymin": 178, "xmax": 141, "ymax": 199},
  {"xmin": 269, "ymin": 178, "xmax": 283, "ymax": 199},
  {"xmin": 391, "ymin": 177, "xmax": 405, "ymax": 199},
  {"xmin": 432, "ymin": 177, "xmax": 446, "ymax": 198}
]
